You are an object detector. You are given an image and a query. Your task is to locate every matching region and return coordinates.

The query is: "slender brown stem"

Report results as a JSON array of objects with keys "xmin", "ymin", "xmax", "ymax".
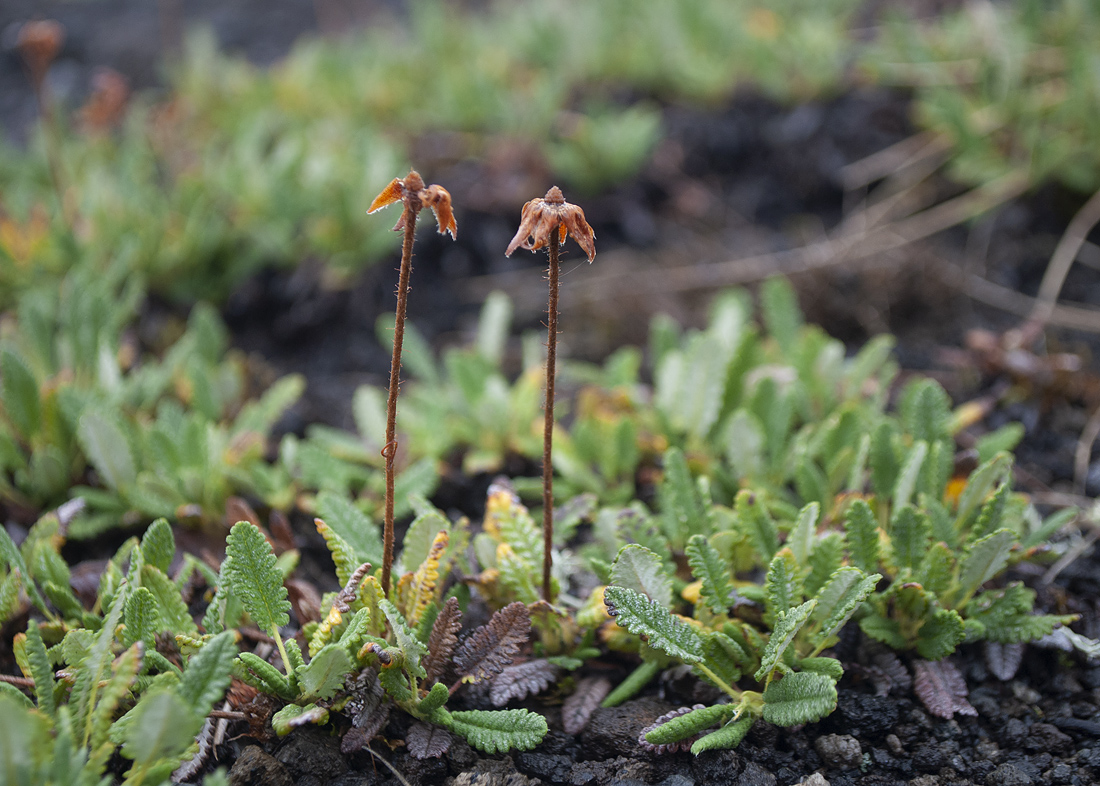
[
  {"xmin": 0, "ymin": 673, "xmax": 34, "ymax": 688},
  {"xmin": 382, "ymin": 206, "xmax": 418, "ymax": 597},
  {"xmin": 542, "ymin": 232, "xmax": 560, "ymax": 603}
]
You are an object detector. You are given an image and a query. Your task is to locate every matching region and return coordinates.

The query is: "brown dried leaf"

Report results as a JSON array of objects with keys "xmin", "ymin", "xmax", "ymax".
[
  {"xmin": 335, "ymin": 562, "xmax": 374, "ymax": 613},
  {"xmin": 868, "ymin": 650, "xmax": 911, "ymax": 697},
  {"xmin": 912, "ymin": 659, "xmax": 977, "ymax": 719},
  {"xmin": 423, "ymin": 596, "xmax": 462, "ymax": 683},
  {"xmin": 489, "ymin": 659, "xmax": 561, "ymax": 707},
  {"xmin": 562, "ymin": 677, "xmax": 612, "ymax": 735},
  {"xmin": 405, "ymin": 722, "xmax": 453, "ymax": 759},
  {"xmin": 285, "ymin": 578, "xmax": 322, "ymax": 624},
  {"xmin": 342, "ymin": 668, "xmax": 392, "ymax": 750},
  {"xmin": 984, "ymin": 641, "xmax": 1025, "ymax": 682},
  {"xmin": 454, "ymin": 601, "xmax": 530, "ymax": 683}
]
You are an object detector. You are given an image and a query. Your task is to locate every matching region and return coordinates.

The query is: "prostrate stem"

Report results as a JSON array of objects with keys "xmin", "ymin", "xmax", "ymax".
[
  {"xmin": 382, "ymin": 207, "xmax": 418, "ymax": 597},
  {"xmin": 542, "ymin": 232, "xmax": 560, "ymax": 603}
]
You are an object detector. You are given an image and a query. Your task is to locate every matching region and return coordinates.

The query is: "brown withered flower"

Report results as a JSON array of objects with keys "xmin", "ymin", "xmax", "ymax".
[
  {"xmin": 505, "ymin": 186, "xmax": 595, "ymax": 262},
  {"xmin": 368, "ymin": 169, "xmax": 457, "ymax": 600},
  {"xmin": 78, "ymin": 68, "xmax": 130, "ymax": 133},
  {"xmin": 17, "ymin": 20, "xmax": 64, "ymax": 89},
  {"xmin": 368, "ymin": 170, "xmax": 457, "ymax": 239},
  {"xmin": 503, "ymin": 185, "xmax": 594, "ymax": 603}
]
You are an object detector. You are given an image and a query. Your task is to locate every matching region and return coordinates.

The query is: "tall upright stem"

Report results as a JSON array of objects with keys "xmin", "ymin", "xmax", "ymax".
[
  {"xmin": 542, "ymin": 232, "xmax": 560, "ymax": 603},
  {"xmin": 382, "ymin": 206, "xmax": 418, "ymax": 597}
]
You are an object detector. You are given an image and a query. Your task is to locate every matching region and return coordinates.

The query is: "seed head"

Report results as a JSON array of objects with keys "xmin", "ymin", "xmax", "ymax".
[
  {"xmin": 505, "ymin": 186, "xmax": 595, "ymax": 262},
  {"xmin": 78, "ymin": 68, "xmax": 130, "ymax": 133},
  {"xmin": 368, "ymin": 169, "xmax": 457, "ymax": 239},
  {"xmin": 17, "ymin": 20, "xmax": 64, "ymax": 87}
]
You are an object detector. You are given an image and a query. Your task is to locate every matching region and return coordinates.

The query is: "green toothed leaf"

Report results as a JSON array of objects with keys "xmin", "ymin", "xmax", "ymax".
[
  {"xmin": 954, "ymin": 453, "xmax": 1012, "ymax": 530},
  {"xmin": 799, "ymin": 657, "xmax": 844, "ymax": 681},
  {"xmin": 440, "ymin": 708, "xmax": 548, "ymax": 754},
  {"xmin": 691, "ymin": 716, "xmax": 754, "ymax": 754},
  {"xmin": 141, "ymin": 518, "xmax": 175, "ymax": 575},
  {"xmin": 23, "ymin": 620, "xmax": 56, "ymax": 717},
  {"xmin": 844, "ymin": 499, "xmax": 880, "ymax": 574},
  {"xmin": 178, "ymin": 631, "xmax": 237, "ymax": 713},
  {"xmin": 736, "ymin": 490, "xmax": 778, "ymax": 563},
  {"xmin": 915, "ymin": 609, "xmax": 966, "ymax": 660},
  {"xmin": 763, "ymin": 548, "xmax": 802, "ymax": 626},
  {"xmin": 272, "ymin": 703, "xmax": 329, "ymax": 736},
  {"xmin": 140, "ymin": 564, "xmax": 197, "ymax": 636},
  {"xmin": 787, "ymin": 502, "xmax": 819, "ymax": 568},
  {"xmin": 315, "ymin": 491, "xmax": 383, "ymax": 566},
  {"xmin": 644, "ymin": 704, "xmax": 734, "ymax": 745},
  {"xmin": 889, "ymin": 505, "xmax": 931, "ymax": 574},
  {"xmin": 686, "ymin": 535, "xmax": 732, "ymax": 615},
  {"xmin": 811, "ymin": 568, "xmax": 880, "ymax": 646},
  {"xmin": 755, "ymin": 600, "xmax": 815, "ymax": 682},
  {"xmin": 122, "ymin": 586, "xmax": 160, "ymax": 649},
  {"xmin": 223, "ymin": 521, "xmax": 290, "ymax": 633},
  {"xmin": 603, "ymin": 585, "xmax": 703, "ymax": 663},
  {"xmin": 761, "ymin": 671, "xmax": 837, "ymax": 726},
  {"xmin": 957, "ymin": 529, "xmax": 1016, "ymax": 603},
  {"xmin": 611, "ymin": 544, "xmax": 673, "ymax": 608},
  {"xmin": 296, "ymin": 644, "xmax": 353, "ymax": 701},
  {"xmin": 893, "ymin": 440, "xmax": 927, "ymax": 509}
]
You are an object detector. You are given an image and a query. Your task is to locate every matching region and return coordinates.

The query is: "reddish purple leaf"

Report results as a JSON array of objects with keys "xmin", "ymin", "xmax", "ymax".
[
  {"xmin": 562, "ymin": 677, "xmax": 611, "ymax": 735},
  {"xmin": 406, "ymin": 722, "xmax": 452, "ymax": 759},
  {"xmin": 913, "ymin": 659, "xmax": 977, "ymax": 719}
]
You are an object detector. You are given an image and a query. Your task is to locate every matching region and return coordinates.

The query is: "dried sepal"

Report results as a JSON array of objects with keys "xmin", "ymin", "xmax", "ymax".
[
  {"xmin": 504, "ymin": 186, "xmax": 595, "ymax": 262},
  {"xmin": 423, "ymin": 596, "xmax": 462, "ymax": 684},
  {"xmin": 368, "ymin": 170, "xmax": 457, "ymax": 239},
  {"xmin": 368, "ymin": 178, "xmax": 405, "ymax": 214},
  {"xmin": 454, "ymin": 601, "xmax": 531, "ymax": 683},
  {"xmin": 562, "ymin": 677, "xmax": 611, "ymax": 735},
  {"xmin": 406, "ymin": 721, "xmax": 453, "ymax": 759},
  {"xmin": 489, "ymin": 659, "xmax": 561, "ymax": 707},
  {"xmin": 420, "ymin": 185, "xmax": 457, "ymax": 239},
  {"xmin": 912, "ymin": 658, "xmax": 977, "ymax": 719}
]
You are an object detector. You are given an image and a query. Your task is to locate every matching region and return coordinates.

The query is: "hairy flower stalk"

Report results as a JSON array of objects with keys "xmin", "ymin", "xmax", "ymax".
[
  {"xmin": 369, "ymin": 171, "xmax": 456, "ymax": 597},
  {"xmin": 506, "ymin": 186, "xmax": 595, "ymax": 601}
]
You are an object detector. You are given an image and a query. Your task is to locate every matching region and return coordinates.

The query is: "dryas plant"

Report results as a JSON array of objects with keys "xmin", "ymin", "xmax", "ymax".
[
  {"xmin": 1, "ymin": 515, "xmax": 238, "ymax": 785},
  {"xmin": 602, "ymin": 534, "xmax": 880, "ymax": 754},
  {"xmin": 222, "ymin": 513, "xmax": 547, "ymax": 756},
  {"xmin": 368, "ymin": 170, "xmax": 457, "ymax": 596},
  {"xmin": 505, "ymin": 186, "xmax": 596, "ymax": 601}
]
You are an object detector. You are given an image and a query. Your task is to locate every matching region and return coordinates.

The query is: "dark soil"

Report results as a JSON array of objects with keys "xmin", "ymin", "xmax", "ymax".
[{"xmin": 4, "ymin": 3, "xmax": 1100, "ymax": 786}]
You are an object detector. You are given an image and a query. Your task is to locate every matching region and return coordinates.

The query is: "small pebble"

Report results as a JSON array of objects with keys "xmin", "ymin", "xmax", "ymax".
[
  {"xmin": 885, "ymin": 734, "xmax": 905, "ymax": 757},
  {"xmin": 814, "ymin": 734, "xmax": 862, "ymax": 770}
]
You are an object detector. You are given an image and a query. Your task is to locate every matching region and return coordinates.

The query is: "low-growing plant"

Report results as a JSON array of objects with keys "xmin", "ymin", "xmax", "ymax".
[
  {"xmin": 0, "ymin": 270, "xmax": 303, "ymax": 535},
  {"xmin": 0, "ymin": 516, "xmax": 238, "ymax": 785},
  {"xmin": 602, "ymin": 533, "xmax": 879, "ymax": 753},
  {"xmin": 221, "ymin": 513, "xmax": 548, "ymax": 756}
]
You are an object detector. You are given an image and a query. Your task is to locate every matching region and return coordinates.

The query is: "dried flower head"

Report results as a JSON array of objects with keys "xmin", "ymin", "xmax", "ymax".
[
  {"xmin": 505, "ymin": 186, "xmax": 595, "ymax": 262},
  {"xmin": 78, "ymin": 68, "xmax": 130, "ymax": 133},
  {"xmin": 368, "ymin": 170, "xmax": 457, "ymax": 239},
  {"xmin": 17, "ymin": 20, "xmax": 64, "ymax": 87}
]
